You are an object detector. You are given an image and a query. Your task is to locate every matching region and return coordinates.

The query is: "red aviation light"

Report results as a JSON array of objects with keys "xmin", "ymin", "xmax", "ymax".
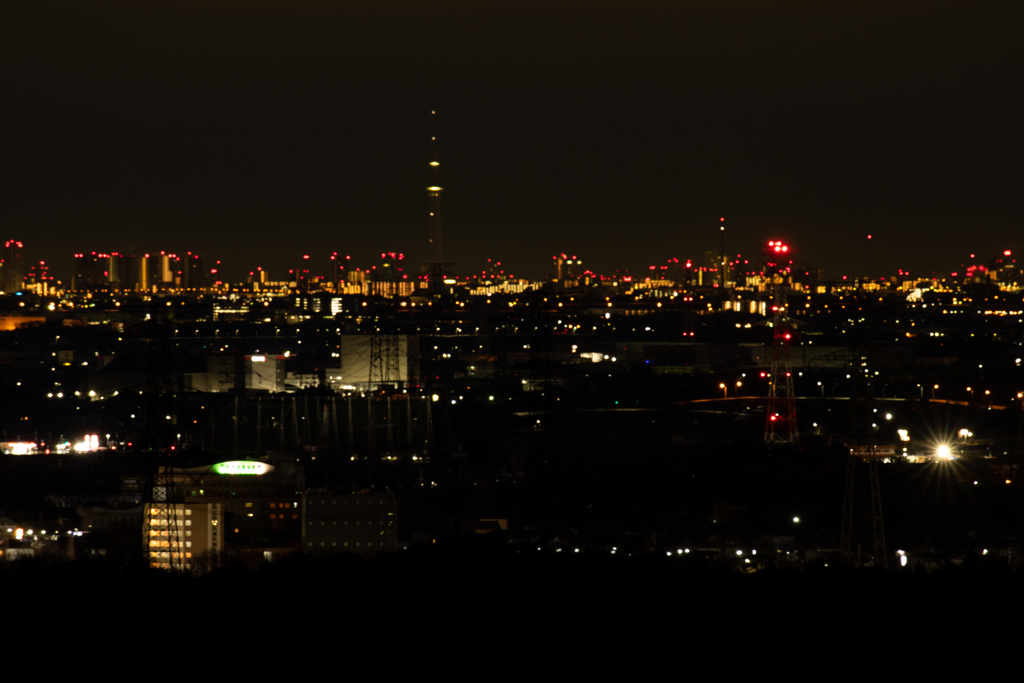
[{"xmin": 1005, "ymin": 250, "xmax": 1013, "ymax": 256}]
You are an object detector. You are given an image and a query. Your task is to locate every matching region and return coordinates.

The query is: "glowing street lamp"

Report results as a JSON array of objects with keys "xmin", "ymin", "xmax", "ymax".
[{"xmin": 720, "ymin": 383, "xmax": 727, "ymax": 398}]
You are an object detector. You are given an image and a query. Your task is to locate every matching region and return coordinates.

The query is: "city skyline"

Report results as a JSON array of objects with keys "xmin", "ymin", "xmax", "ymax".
[
  {"xmin": 3, "ymin": 2, "xmax": 1021, "ymax": 282},
  {"xmin": 1, "ymin": 238, "xmax": 1020, "ymax": 290}
]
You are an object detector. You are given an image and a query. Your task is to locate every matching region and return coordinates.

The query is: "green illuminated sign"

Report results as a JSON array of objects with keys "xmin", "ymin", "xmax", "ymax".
[{"xmin": 212, "ymin": 461, "xmax": 269, "ymax": 476}]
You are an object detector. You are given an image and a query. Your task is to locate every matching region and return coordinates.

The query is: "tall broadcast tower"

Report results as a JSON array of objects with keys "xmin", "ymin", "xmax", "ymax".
[
  {"xmin": 426, "ymin": 110, "xmax": 448, "ymax": 296},
  {"xmin": 764, "ymin": 240, "xmax": 799, "ymax": 446}
]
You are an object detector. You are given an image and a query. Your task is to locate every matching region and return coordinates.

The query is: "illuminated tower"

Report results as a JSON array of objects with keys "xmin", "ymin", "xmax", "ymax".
[
  {"xmin": 764, "ymin": 240, "xmax": 799, "ymax": 446},
  {"xmin": 426, "ymin": 110, "xmax": 447, "ymax": 295}
]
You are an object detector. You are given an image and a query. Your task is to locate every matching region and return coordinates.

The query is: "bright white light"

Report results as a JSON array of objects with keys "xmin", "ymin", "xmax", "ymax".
[
  {"xmin": 936, "ymin": 445, "xmax": 952, "ymax": 460},
  {"xmin": 900, "ymin": 555, "xmax": 908, "ymax": 567},
  {"xmin": 793, "ymin": 517, "xmax": 800, "ymax": 523},
  {"xmin": 7, "ymin": 442, "xmax": 36, "ymax": 455}
]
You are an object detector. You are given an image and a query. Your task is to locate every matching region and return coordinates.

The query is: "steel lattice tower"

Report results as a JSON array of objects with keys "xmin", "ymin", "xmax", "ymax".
[
  {"xmin": 140, "ymin": 310, "xmax": 185, "ymax": 570},
  {"xmin": 762, "ymin": 239, "xmax": 799, "ymax": 446},
  {"xmin": 765, "ymin": 286, "xmax": 799, "ymax": 444},
  {"xmin": 369, "ymin": 334, "xmax": 401, "ymax": 390}
]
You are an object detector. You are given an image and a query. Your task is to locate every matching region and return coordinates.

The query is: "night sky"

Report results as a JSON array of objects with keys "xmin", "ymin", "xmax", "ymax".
[{"xmin": 3, "ymin": 1, "xmax": 1022, "ymax": 282}]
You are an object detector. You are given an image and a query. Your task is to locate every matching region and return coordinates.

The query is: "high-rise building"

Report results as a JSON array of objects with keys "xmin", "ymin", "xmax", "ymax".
[
  {"xmin": 2, "ymin": 241, "xmax": 24, "ymax": 293},
  {"xmin": 22, "ymin": 260, "xmax": 53, "ymax": 296},
  {"xmin": 73, "ymin": 252, "xmax": 108, "ymax": 290},
  {"xmin": 183, "ymin": 252, "xmax": 205, "ymax": 289}
]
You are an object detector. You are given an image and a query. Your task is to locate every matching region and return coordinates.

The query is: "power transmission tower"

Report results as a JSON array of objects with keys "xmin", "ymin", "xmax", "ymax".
[
  {"xmin": 140, "ymin": 309, "xmax": 184, "ymax": 570},
  {"xmin": 840, "ymin": 337, "xmax": 888, "ymax": 568},
  {"xmin": 765, "ymin": 283, "xmax": 799, "ymax": 445},
  {"xmin": 841, "ymin": 448, "xmax": 888, "ymax": 569},
  {"xmin": 369, "ymin": 334, "xmax": 401, "ymax": 390}
]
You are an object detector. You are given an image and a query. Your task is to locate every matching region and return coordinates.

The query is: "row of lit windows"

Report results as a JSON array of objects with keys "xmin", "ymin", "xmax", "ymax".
[
  {"xmin": 311, "ymin": 520, "xmax": 392, "ymax": 527},
  {"xmin": 148, "ymin": 540, "xmax": 193, "ymax": 548},
  {"xmin": 308, "ymin": 541, "xmax": 392, "ymax": 548},
  {"xmin": 311, "ymin": 498, "xmax": 391, "ymax": 506},
  {"xmin": 147, "ymin": 519, "xmax": 192, "ymax": 528}
]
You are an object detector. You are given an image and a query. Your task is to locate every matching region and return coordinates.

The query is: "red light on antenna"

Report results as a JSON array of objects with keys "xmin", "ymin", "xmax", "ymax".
[
  {"xmin": 867, "ymin": 234, "xmax": 872, "ymax": 240},
  {"xmin": 720, "ymin": 217, "xmax": 725, "ymax": 221},
  {"xmin": 1005, "ymin": 250, "xmax": 1012, "ymax": 256}
]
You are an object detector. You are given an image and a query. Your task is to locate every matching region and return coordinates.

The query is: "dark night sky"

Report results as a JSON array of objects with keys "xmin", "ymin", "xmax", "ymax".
[{"xmin": 2, "ymin": 1, "xmax": 1022, "ymax": 282}]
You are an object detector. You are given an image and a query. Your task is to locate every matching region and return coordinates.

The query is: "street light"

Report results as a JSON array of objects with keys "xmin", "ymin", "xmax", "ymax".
[{"xmin": 720, "ymin": 383, "xmax": 727, "ymax": 398}]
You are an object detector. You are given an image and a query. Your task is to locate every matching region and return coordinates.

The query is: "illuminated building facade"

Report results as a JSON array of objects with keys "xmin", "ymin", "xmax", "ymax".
[
  {"xmin": 145, "ymin": 501, "xmax": 221, "ymax": 570},
  {"xmin": 148, "ymin": 461, "xmax": 305, "ymax": 569},
  {"xmin": 186, "ymin": 355, "xmax": 287, "ymax": 393}
]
